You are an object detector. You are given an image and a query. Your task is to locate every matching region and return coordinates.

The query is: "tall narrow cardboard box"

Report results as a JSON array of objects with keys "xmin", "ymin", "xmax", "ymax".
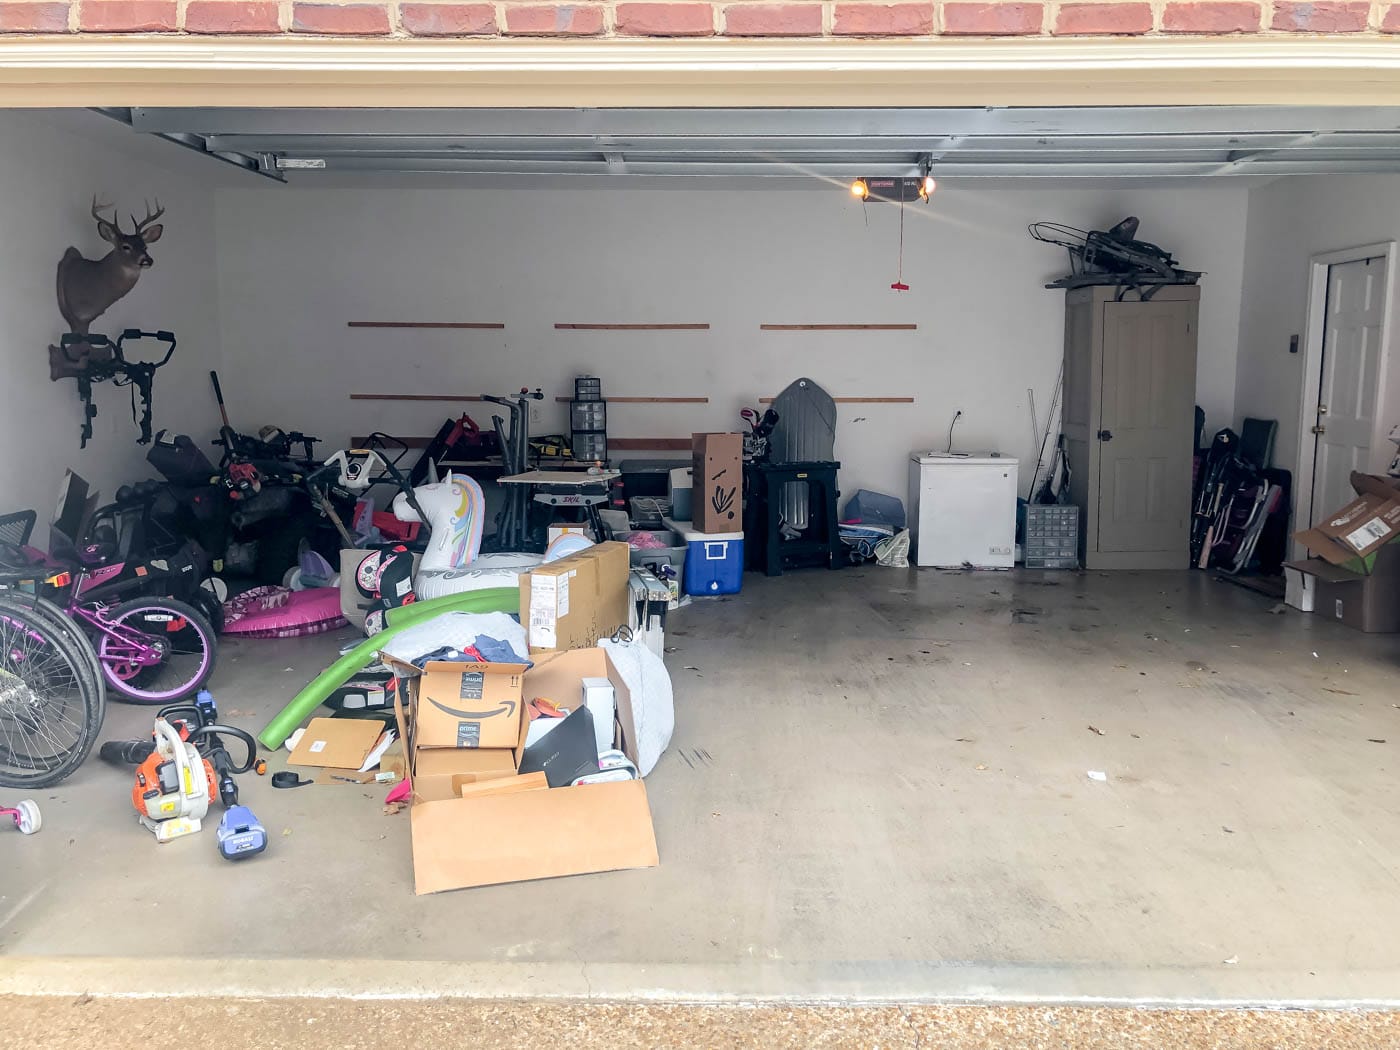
[{"xmin": 692, "ymin": 432, "xmax": 743, "ymax": 533}]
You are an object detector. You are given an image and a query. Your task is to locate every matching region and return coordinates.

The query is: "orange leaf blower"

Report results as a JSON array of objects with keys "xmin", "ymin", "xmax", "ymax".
[{"xmin": 132, "ymin": 717, "xmax": 215, "ymax": 843}]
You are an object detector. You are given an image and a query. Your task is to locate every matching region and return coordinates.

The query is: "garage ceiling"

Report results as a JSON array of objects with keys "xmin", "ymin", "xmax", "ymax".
[{"xmin": 103, "ymin": 105, "xmax": 1400, "ymax": 183}]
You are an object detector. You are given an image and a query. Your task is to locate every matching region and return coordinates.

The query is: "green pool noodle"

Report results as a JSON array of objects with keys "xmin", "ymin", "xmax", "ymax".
[
  {"xmin": 383, "ymin": 585, "xmax": 519, "ymax": 627},
  {"xmin": 258, "ymin": 586, "xmax": 521, "ymax": 750}
]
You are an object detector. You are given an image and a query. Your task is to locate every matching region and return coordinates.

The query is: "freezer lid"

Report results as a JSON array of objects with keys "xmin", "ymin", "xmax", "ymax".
[{"xmin": 910, "ymin": 452, "xmax": 1017, "ymax": 467}]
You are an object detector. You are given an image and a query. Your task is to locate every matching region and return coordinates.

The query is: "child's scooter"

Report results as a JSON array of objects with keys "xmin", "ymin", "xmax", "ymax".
[{"xmin": 2, "ymin": 799, "xmax": 41, "ymax": 835}]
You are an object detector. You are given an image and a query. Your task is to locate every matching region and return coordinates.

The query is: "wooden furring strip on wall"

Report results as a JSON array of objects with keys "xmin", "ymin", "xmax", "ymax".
[
  {"xmin": 350, "ymin": 393, "xmax": 485, "ymax": 402},
  {"xmin": 555, "ymin": 323, "xmax": 710, "ymax": 331},
  {"xmin": 348, "ymin": 321, "xmax": 505, "ymax": 330},
  {"xmin": 759, "ymin": 323, "xmax": 917, "ymax": 331},
  {"xmin": 553, "ymin": 396, "xmax": 710, "ymax": 404},
  {"xmin": 758, "ymin": 396, "xmax": 916, "ymax": 404}
]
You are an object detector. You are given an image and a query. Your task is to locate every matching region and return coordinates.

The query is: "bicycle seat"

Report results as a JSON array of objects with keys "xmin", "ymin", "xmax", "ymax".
[{"xmin": 80, "ymin": 522, "xmax": 120, "ymax": 566}]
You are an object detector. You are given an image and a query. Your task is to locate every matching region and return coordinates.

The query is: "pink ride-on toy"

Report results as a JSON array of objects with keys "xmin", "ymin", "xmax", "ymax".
[{"xmin": 2, "ymin": 799, "xmax": 41, "ymax": 835}]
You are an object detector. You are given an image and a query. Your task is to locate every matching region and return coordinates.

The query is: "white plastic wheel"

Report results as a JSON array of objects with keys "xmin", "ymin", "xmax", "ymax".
[
  {"xmin": 200, "ymin": 576, "xmax": 230, "ymax": 603},
  {"xmin": 15, "ymin": 799, "xmax": 41, "ymax": 835}
]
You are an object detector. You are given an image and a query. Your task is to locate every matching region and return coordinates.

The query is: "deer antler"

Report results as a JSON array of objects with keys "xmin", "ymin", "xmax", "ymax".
[
  {"xmin": 129, "ymin": 198, "xmax": 165, "ymax": 235},
  {"xmin": 90, "ymin": 196, "xmax": 116, "ymax": 225}
]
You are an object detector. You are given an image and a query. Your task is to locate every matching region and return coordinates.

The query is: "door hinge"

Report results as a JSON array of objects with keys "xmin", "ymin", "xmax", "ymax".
[{"xmin": 1311, "ymin": 424, "xmax": 1327, "ymax": 435}]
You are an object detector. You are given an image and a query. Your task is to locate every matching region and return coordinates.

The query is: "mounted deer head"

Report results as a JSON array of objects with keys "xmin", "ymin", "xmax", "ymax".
[{"xmin": 55, "ymin": 197, "xmax": 165, "ymax": 336}]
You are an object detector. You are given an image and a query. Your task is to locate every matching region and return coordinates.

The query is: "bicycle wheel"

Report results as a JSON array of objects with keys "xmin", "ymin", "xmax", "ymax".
[
  {"xmin": 96, "ymin": 598, "xmax": 218, "ymax": 704},
  {"xmin": 0, "ymin": 591, "xmax": 104, "ymax": 708},
  {"xmin": 0, "ymin": 600, "xmax": 105, "ymax": 788}
]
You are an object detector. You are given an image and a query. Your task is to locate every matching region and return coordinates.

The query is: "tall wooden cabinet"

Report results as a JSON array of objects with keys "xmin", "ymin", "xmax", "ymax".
[{"xmin": 1061, "ymin": 284, "xmax": 1199, "ymax": 569}]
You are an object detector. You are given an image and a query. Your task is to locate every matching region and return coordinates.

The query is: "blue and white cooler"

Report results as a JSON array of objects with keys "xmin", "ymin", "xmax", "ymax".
[{"xmin": 667, "ymin": 519, "xmax": 744, "ymax": 596}]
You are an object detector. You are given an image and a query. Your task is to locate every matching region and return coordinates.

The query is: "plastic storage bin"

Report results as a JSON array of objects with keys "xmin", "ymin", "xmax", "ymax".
[
  {"xmin": 624, "ymin": 530, "xmax": 687, "ymax": 597},
  {"xmin": 671, "ymin": 523, "xmax": 744, "ymax": 596}
]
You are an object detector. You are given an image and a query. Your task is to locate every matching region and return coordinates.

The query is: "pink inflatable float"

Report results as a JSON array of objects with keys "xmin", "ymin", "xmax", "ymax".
[{"xmin": 222, "ymin": 585, "xmax": 348, "ymax": 639}]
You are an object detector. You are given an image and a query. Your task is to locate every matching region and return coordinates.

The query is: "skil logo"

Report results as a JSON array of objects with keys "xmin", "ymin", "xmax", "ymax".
[{"xmin": 427, "ymin": 697, "xmax": 518, "ymax": 721}]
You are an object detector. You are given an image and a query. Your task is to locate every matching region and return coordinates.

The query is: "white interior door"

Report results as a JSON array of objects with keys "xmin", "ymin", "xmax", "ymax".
[{"xmin": 1311, "ymin": 256, "xmax": 1386, "ymax": 524}]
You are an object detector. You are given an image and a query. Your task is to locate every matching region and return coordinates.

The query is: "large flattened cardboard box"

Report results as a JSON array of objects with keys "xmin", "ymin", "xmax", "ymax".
[
  {"xmin": 692, "ymin": 432, "xmax": 743, "ymax": 533},
  {"xmin": 519, "ymin": 541, "xmax": 630, "ymax": 654},
  {"xmin": 1287, "ymin": 472, "xmax": 1400, "ymax": 632},
  {"xmin": 392, "ymin": 647, "xmax": 658, "ymax": 893}
]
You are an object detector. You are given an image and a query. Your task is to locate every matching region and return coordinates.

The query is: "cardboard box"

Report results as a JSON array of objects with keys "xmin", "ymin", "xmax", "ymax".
[
  {"xmin": 456, "ymin": 771, "xmax": 548, "ymax": 799},
  {"xmin": 287, "ymin": 717, "xmax": 384, "ymax": 770},
  {"xmin": 412, "ymin": 747, "xmax": 517, "ymax": 802},
  {"xmin": 548, "ymin": 522, "xmax": 588, "ymax": 545},
  {"xmin": 519, "ymin": 542, "xmax": 630, "ymax": 654},
  {"xmin": 412, "ymin": 661, "xmax": 528, "ymax": 749},
  {"xmin": 1285, "ymin": 548, "xmax": 1400, "ymax": 633},
  {"xmin": 393, "ymin": 646, "xmax": 658, "ymax": 893},
  {"xmin": 1283, "ymin": 563, "xmax": 1316, "ymax": 612},
  {"xmin": 692, "ymin": 432, "xmax": 743, "ymax": 533},
  {"xmin": 1293, "ymin": 474, "xmax": 1400, "ymax": 569},
  {"xmin": 410, "ymin": 778, "xmax": 657, "ymax": 894}
]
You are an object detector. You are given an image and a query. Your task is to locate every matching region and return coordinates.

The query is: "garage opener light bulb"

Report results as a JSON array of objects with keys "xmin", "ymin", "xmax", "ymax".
[
  {"xmin": 850, "ymin": 179, "xmax": 869, "ymax": 200},
  {"xmin": 919, "ymin": 176, "xmax": 936, "ymax": 201}
]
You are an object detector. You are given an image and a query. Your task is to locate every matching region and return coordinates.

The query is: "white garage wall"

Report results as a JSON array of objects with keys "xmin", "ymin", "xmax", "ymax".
[
  {"xmin": 0, "ymin": 111, "xmax": 224, "ymax": 542},
  {"xmin": 215, "ymin": 180, "xmax": 1246, "ymax": 505},
  {"xmin": 1235, "ymin": 174, "xmax": 1400, "ymax": 484}
]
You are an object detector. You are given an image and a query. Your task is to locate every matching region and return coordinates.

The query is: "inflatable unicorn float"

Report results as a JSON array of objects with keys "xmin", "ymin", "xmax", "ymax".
[{"xmin": 390, "ymin": 471, "xmax": 590, "ymax": 601}]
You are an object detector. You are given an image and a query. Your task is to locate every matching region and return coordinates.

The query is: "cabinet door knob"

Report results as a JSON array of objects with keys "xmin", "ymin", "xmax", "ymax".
[{"xmin": 1096, "ymin": 429, "xmax": 1114, "ymax": 442}]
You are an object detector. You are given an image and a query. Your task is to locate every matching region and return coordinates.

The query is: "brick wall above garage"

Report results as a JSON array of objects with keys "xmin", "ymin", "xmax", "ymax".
[{"xmin": 3, "ymin": 0, "xmax": 1399, "ymax": 38}]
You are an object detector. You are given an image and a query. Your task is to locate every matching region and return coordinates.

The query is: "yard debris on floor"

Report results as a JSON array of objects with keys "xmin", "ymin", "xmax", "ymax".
[
  {"xmin": 1088, "ymin": 725, "xmax": 1105, "ymax": 736},
  {"xmin": 1086, "ymin": 770, "xmax": 1108, "ymax": 782}
]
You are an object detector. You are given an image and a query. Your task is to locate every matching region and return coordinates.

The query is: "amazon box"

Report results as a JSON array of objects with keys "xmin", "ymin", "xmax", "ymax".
[
  {"xmin": 519, "ymin": 542, "xmax": 630, "ymax": 654},
  {"xmin": 1293, "ymin": 472, "xmax": 1400, "ymax": 571},
  {"xmin": 390, "ymin": 646, "xmax": 659, "ymax": 893},
  {"xmin": 407, "ymin": 661, "xmax": 528, "ymax": 750},
  {"xmin": 692, "ymin": 432, "xmax": 743, "ymax": 533},
  {"xmin": 389, "ymin": 668, "xmax": 526, "ymax": 803}
]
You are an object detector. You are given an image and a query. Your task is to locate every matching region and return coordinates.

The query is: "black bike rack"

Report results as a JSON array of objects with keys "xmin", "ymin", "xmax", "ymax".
[{"xmin": 54, "ymin": 329, "xmax": 177, "ymax": 449}]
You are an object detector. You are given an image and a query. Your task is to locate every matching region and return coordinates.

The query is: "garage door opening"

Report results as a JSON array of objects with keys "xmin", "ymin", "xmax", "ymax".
[{"xmin": 6, "ymin": 104, "xmax": 1400, "ymax": 1023}]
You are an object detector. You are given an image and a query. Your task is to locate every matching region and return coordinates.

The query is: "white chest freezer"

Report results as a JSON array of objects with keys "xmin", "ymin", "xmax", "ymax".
[{"xmin": 908, "ymin": 453, "xmax": 1018, "ymax": 568}]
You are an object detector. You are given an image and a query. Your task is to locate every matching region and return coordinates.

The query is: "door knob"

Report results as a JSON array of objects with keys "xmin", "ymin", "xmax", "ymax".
[{"xmin": 1096, "ymin": 429, "xmax": 1114, "ymax": 442}]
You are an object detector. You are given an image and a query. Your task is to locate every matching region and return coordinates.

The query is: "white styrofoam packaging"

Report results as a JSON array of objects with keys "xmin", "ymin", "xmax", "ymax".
[
  {"xmin": 581, "ymin": 676, "xmax": 617, "ymax": 754},
  {"xmin": 1284, "ymin": 564, "xmax": 1316, "ymax": 613}
]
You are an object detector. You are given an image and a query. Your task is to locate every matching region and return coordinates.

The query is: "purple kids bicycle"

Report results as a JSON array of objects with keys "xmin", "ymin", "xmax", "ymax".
[{"xmin": 1, "ymin": 510, "xmax": 217, "ymax": 707}]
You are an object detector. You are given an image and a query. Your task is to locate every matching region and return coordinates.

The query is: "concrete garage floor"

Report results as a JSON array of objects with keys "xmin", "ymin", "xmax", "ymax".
[{"xmin": 4, "ymin": 568, "xmax": 1400, "ymax": 1010}]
